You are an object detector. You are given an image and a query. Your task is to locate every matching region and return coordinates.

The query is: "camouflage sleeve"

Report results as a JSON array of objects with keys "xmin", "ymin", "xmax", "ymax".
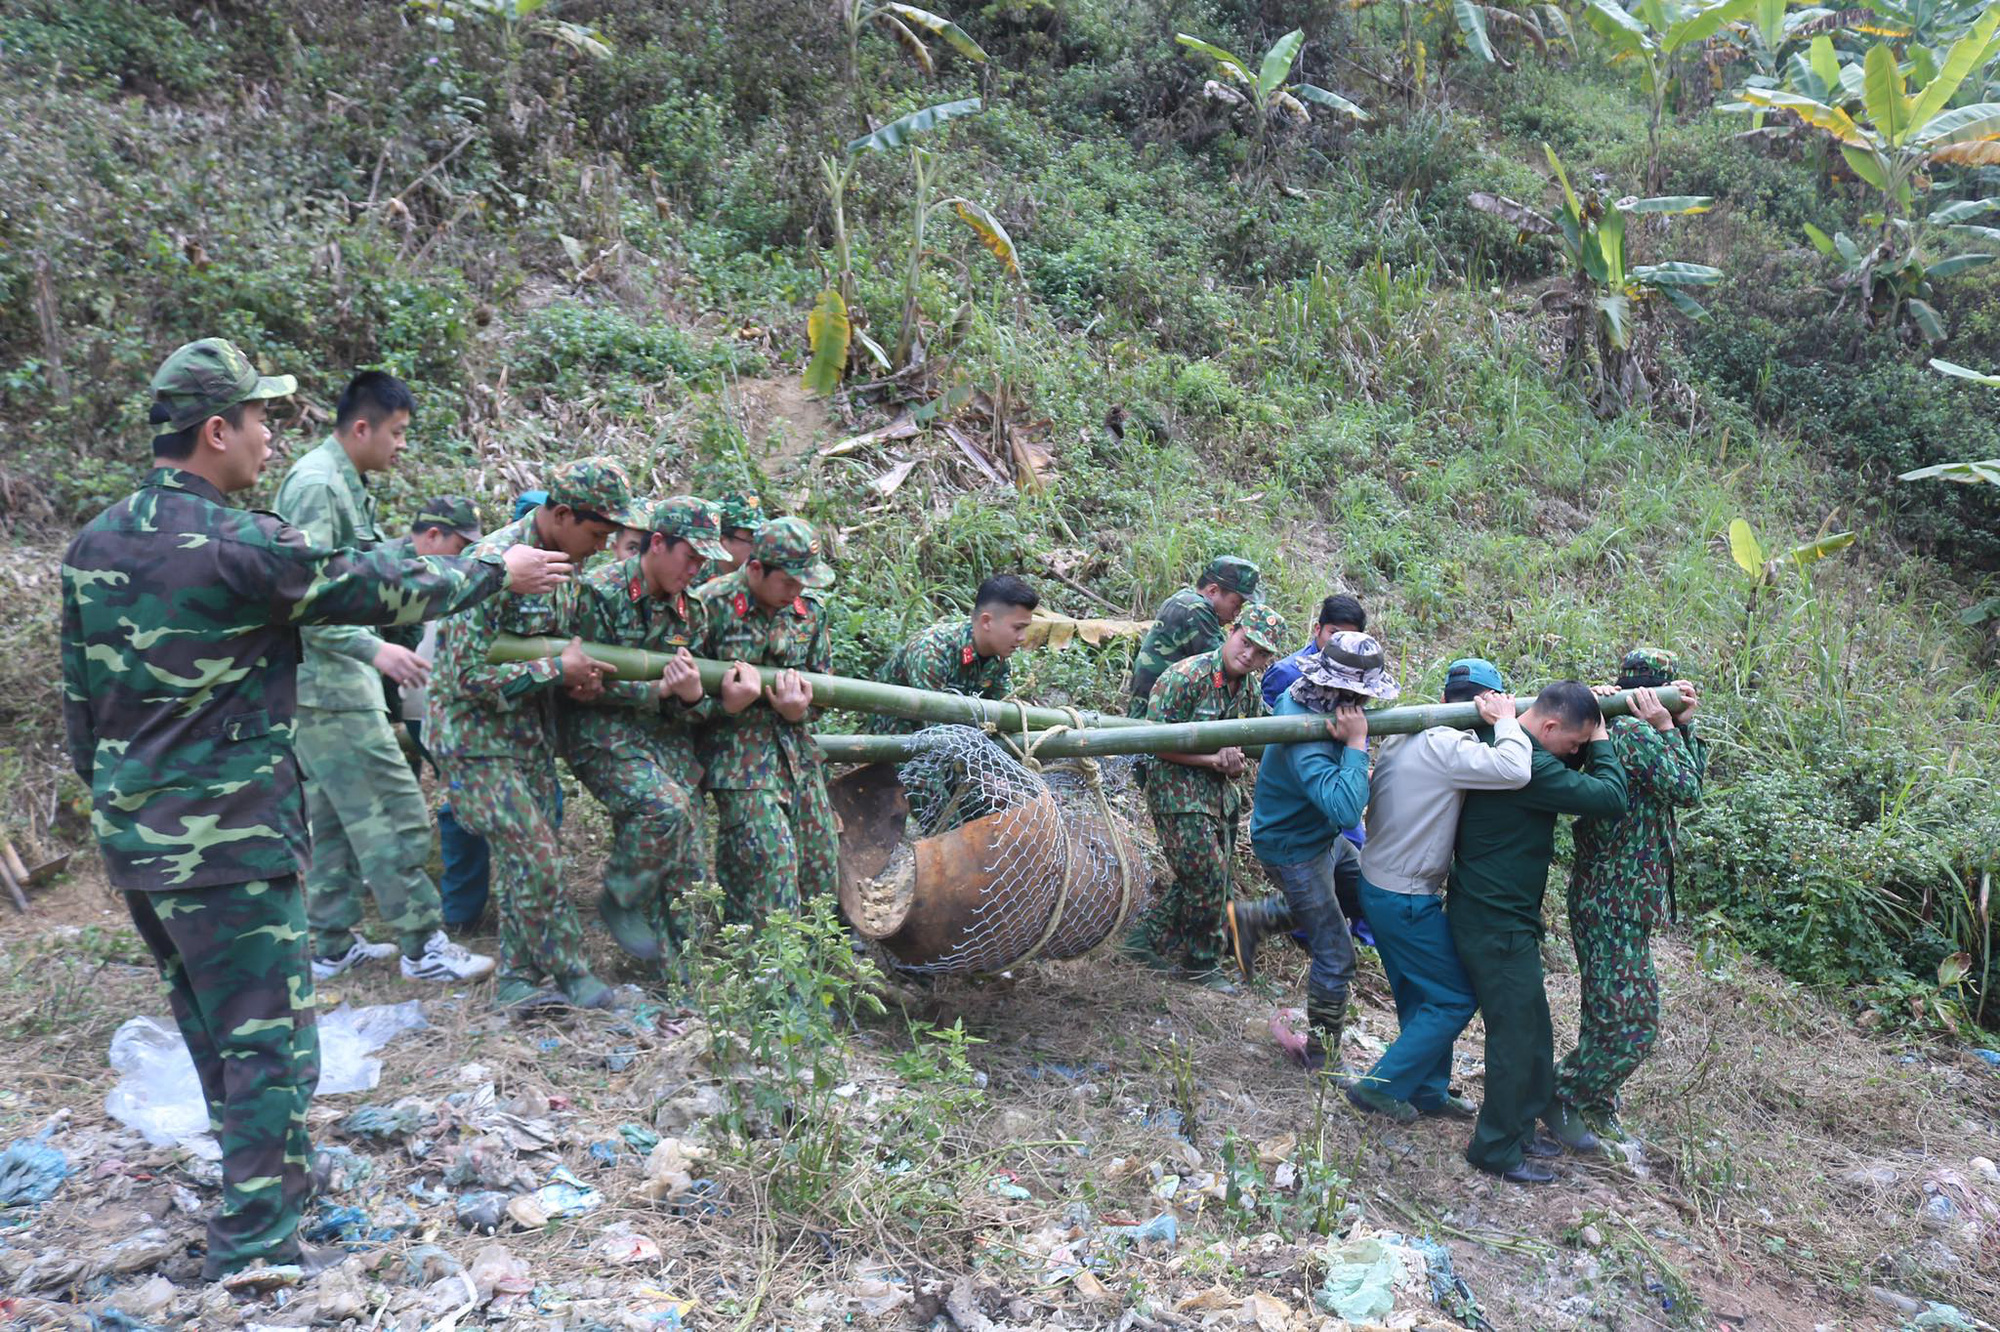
[
  {"xmin": 1144, "ymin": 667, "xmax": 1193, "ymax": 724},
  {"xmin": 434, "ymin": 594, "xmax": 561, "ymax": 712},
  {"xmin": 900, "ymin": 639, "xmax": 953, "ymax": 693},
  {"xmin": 1625, "ymin": 723, "xmax": 1704, "ymax": 806},
  {"xmin": 218, "ymin": 519, "xmax": 506, "ymax": 631},
  {"xmin": 58, "ymin": 576, "xmax": 94, "ymax": 783},
  {"xmin": 275, "ymin": 472, "xmax": 385, "ymax": 666}
]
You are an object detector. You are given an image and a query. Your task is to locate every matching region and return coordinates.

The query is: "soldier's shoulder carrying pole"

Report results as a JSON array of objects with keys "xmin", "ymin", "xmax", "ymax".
[{"xmin": 488, "ymin": 634, "xmax": 1147, "ymax": 733}]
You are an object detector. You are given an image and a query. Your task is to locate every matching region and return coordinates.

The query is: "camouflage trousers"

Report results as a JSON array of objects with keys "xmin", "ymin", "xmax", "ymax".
[
  {"xmin": 567, "ymin": 741, "xmax": 706, "ymax": 958},
  {"xmin": 1554, "ymin": 910, "xmax": 1659, "ymax": 1120},
  {"xmin": 444, "ymin": 755, "xmax": 589, "ymax": 990},
  {"xmin": 1132, "ymin": 807, "xmax": 1237, "ymax": 972},
  {"xmin": 711, "ymin": 765, "xmax": 838, "ymax": 928},
  {"xmin": 125, "ymin": 878, "xmax": 318, "ymax": 1278},
  {"xmin": 295, "ymin": 705, "xmax": 441, "ymax": 958}
]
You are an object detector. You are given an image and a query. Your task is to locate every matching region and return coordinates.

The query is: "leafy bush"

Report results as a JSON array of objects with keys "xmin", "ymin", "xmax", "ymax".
[
  {"xmin": 0, "ymin": 0, "xmax": 219, "ymax": 96},
  {"xmin": 509, "ymin": 303, "xmax": 757, "ymax": 399}
]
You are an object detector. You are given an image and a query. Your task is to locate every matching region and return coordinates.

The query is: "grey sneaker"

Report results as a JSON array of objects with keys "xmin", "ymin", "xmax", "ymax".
[
  {"xmin": 401, "ymin": 930, "xmax": 495, "ymax": 982},
  {"xmin": 311, "ymin": 935, "xmax": 398, "ymax": 981}
]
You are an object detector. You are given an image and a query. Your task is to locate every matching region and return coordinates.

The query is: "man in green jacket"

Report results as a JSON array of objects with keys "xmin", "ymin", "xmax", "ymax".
[
  {"xmin": 60, "ymin": 339, "xmax": 568, "ymax": 1277},
  {"xmin": 1124, "ymin": 556, "xmax": 1260, "ymax": 716},
  {"xmin": 273, "ymin": 372, "xmax": 493, "ymax": 984},
  {"xmin": 1448, "ymin": 680, "xmax": 1627, "ymax": 1184}
]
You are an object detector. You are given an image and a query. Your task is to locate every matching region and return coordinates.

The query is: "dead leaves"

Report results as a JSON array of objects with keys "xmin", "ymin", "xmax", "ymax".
[{"xmin": 1020, "ymin": 610, "xmax": 1151, "ymax": 651}]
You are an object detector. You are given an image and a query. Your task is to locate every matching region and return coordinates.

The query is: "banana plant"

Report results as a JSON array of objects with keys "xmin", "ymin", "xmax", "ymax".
[
  {"xmin": 1176, "ymin": 29, "xmax": 1366, "ymax": 184},
  {"xmin": 1854, "ymin": 0, "xmax": 1991, "ymax": 45},
  {"xmin": 1583, "ymin": 0, "xmax": 1762, "ymax": 187},
  {"xmin": 1899, "ymin": 362, "xmax": 2000, "ymax": 630},
  {"xmin": 839, "ymin": 2, "xmax": 989, "ymax": 127},
  {"xmin": 1740, "ymin": 8, "xmax": 2000, "ymax": 336},
  {"xmin": 406, "ymin": 0, "xmax": 612, "ymax": 58},
  {"xmin": 1470, "ymin": 145, "xmax": 1723, "ymax": 413},
  {"xmin": 803, "ymin": 99, "xmax": 1023, "ymax": 393},
  {"xmin": 1727, "ymin": 517, "xmax": 1857, "ymax": 581}
]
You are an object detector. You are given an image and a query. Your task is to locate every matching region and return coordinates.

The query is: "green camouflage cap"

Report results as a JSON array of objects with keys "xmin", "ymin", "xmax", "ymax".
[
  {"xmin": 150, "ymin": 338, "xmax": 297, "ymax": 433},
  {"xmin": 413, "ymin": 494, "xmax": 481, "ymax": 540},
  {"xmin": 1617, "ymin": 645, "xmax": 1679, "ymax": 688},
  {"xmin": 651, "ymin": 494, "xmax": 732, "ymax": 561},
  {"xmin": 754, "ymin": 516, "xmax": 835, "ymax": 589},
  {"xmin": 1235, "ymin": 602, "xmax": 1287, "ymax": 654},
  {"xmin": 1201, "ymin": 555, "xmax": 1261, "ymax": 600},
  {"xmin": 546, "ymin": 457, "xmax": 645, "ymax": 527},
  {"xmin": 715, "ymin": 490, "xmax": 765, "ymax": 535}
]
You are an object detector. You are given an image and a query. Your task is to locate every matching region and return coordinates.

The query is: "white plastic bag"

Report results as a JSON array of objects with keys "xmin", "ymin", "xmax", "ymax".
[{"xmin": 105, "ymin": 1002, "xmax": 427, "ymax": 1147}]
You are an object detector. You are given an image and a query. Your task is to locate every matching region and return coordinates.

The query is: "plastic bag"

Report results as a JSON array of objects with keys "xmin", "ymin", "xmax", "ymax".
[
  {"xmin": 105, "ymin": 1002, "xmax": 427, "ymax": 1147},
  {"xmin": 1316, "ymin": 1235, "xmax": 1404, "ymax": 1322}
]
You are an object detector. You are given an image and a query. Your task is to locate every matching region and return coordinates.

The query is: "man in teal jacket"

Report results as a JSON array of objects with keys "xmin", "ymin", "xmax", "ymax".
[
  {"xmin": 1232, "ymin": 633, "xmax": 1400, "ymax": 1072},
  {"xmin": 1448, "ymin": 680, "xmax": 1627, "ymax": 1183}
]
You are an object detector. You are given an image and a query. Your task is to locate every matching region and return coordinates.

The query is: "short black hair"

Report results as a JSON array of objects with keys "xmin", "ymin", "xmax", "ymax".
[
  {"xmin": 1533, "ymin": 680, "xmax": 1600, "ymax": 730},
  {"xmin": 974, "ymin": 574, "xmax": 1040, "ymax": 614},
  {"xmin": 1319, "ymin": 594, "xmax": 1365, "ymax": 630},
  {"xmin": 334, "ymin": 370, "xmax": 415, "ymax": 431},
  {"xmin": 1442, "ymin": 680, "xmax": 1487, "ymax": 704},
  {"xmin": 151, "ymin": 400, "xmax": 248, "ymax": 460}
]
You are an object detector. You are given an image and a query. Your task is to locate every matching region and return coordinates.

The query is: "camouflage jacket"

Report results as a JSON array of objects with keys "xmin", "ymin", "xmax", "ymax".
[
  {"xmin": 272, "ymin": 438, "xmax": 392, "ymax": 712},
  {"xmin": 1126, "ymin": 587, "xmax": 1222, "ymax": 715},
  {"xmin": 1569, "ymin": 716, "xmax": 1707, "ymax": 926},
  {"xmin": 428, "ymin": 512, "xmax": 578, "ymax": 764},
  {"xmin": 1142, "ymin": 648, "xmax": 1265, "ymax": 819},
  {"xmin": 867, "ymin": 617, "xmax": 1010, "ymax": 735},
  {"xmin": 693, "ymin": 566, "xmax": 829, "ymax": 790},
  {"xmin": 60, "ymin": 468, "xmax": 506, "ymax": 892},
  {"xmin": 557, "ymin": 554, "xmax": 712, "ymax": 789}
]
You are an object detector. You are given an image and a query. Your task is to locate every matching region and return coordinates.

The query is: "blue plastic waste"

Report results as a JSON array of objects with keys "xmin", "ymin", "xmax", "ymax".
[
  {"xmin": 1103, "ymin": 1212, "xmax": 1177, "ymax": 1247},
  {"xmin": 0, "ymin": 1127, "xmax": 71, "ymax": 1208},
  {"xmin": 1972, "ymin": 1049, "xmax": 2000, "ymax": 1068}
]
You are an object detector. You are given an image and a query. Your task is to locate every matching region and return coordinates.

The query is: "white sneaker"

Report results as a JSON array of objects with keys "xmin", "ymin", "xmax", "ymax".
[
  {"xmin": 311, "ymin": 935, "xmax": 398, "ymax": 981},
  {"xmin": 401, "ymin": 930, "xmax": 495, "ymax": 982}
]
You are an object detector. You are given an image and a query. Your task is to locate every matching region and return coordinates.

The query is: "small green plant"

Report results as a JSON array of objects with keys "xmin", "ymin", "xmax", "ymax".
[
  {"xmin": 1582, "ymin": 0, "xmax": 1760, "ymax": 187},
  {"xmin": 406, "ymin": 0, "xmax": 611, "ymax": 60},
  {"xmin": 1176, "ymin": 29, "xmax": 1367, "ymax": 188},
  {"xmin": 838, "ymin": 1, "xmax": 988, "ymax": 128},
  {"xmin": 1470, "ymin": 144, "xmax": 1722, "ymax": 413},
  {"xmin": 1216, "ymin": 1083, "xmax": 1354, "ymax": 1237}
]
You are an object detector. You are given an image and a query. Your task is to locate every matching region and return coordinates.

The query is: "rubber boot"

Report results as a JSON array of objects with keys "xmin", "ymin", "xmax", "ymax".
[
  {"xmin": 1225, "ymin": 896, "xmax": 1294, "ymax": 980},
  {"xmin": 1545, "ymin": 1101, "xmax": 1602, "ymax": 1153},
  {"xmin": 1301, "ymin": 986, "xmax": 1346, "ymax": 1075},
  {"xmin": 598, "ymin": 890, "xmax": 663, "ymax": 962}
]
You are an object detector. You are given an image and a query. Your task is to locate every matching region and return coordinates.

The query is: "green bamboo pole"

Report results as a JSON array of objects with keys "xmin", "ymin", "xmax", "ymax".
[
  {"xmin": 489, "ymin": 634, "xmax": 1146, "ymax": 733},
  {"xmin": 808, "ymin": 685, "xmax": 1687, "ymax": 764}
]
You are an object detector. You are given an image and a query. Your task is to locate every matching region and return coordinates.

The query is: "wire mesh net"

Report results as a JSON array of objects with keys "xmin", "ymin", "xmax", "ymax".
[{"xmin": 846, "ymin": 725, "xmax": 1152, "ymax": 976}]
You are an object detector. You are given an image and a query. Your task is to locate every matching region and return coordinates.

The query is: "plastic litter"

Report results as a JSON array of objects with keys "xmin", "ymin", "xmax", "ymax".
[
  {"xmin": 0, "ymin": 1124, "xmax": 71, "ymax": 1207},
  {"xmin": 86, "ymin": 1312, "xmax": 165, "ymax": 1332},
  {"xmin": 533, "ymin": 1166, "xmax": 602, "ymax": 1217},
  {"xmin": 589, "ymin": 1140, "xmax": 621, "ymax": 1165},
  {"xmin": 105, "ymin": 1003, "xmax": 427, "ymax": 1147},
  {"xmin": 399, "ymin": 1244, "xmax": 463, "ymax": 1286},
  {"xmin": 338, "ymin": 1101, "xmax": 439, "ymax": 1140},
  {"xmin": 1973, "ymin": 1049, "xmax": 2000, "ymax": 1068},
  {"xmin": 1102, "ymin": 1212, "xmax": 1177, "ymax": 1248},
  {"xmin": 619, "ymin": 1123, "xmax": 661, "ymax": 1153},
  {"xmin": 1906, "ymin": 1302, "xmax": 1982, "ymax": 1331},
  {"xmin": 457, "ymin": 1190, "xmax": 510, "ymax": 1233},
  {"xmin": 304, "ymin": 1203, "xmax": 373, "ymax": 1243},
  {"xmin": 988, "ymin": 1175, "xmax": 1033, "ymax": 1200},
  {"xmin": 599, "ymin": 1232, "xmax": 662, "ymax": 1264},
  {"xmin": 1317, "ymin": 1235, "xmax": 1403, "ymax": 1321}
]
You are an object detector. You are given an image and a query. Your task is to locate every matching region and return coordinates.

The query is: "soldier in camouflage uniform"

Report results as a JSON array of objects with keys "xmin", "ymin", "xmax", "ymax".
[
  {"xmin": 272, "ymin": 373, "xmax": 493, "ymax": 985},
  {"xmin": 1550, "ymin": 648, "xmax": 1706, "ymax": 1145},
  {"xmin": 429, "ymin": 459, "xmax": 644, "ymax": 1010},
  {"xmin": 559, "ymin": 497, "xmax": 731, "ymax": 964},
  {"xmin": 1122, "ymin": 604, "xmax": 1287, "ymax": 987},
  {"xmin": 694, "ymin": 517, "xmax": 839, "ymax": 926},
  {"xmin": 1125, "ymin": 556, "xmax": 1261, "ymax": 716},
  {"xmin": 866, "ymin": 574, "xmax": 1041, "ymax": 736},
  {"xmin": 59, "ymin": 339, "xmax": 565, "ymax": 1278},
  {"xmin": 712, "ymin": 490, "xmax": 765, "ymax": 575}
]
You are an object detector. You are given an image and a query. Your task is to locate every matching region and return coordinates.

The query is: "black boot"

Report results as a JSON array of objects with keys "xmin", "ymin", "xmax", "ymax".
[
  {"xmin": 1301, "ymin": 986, "xmax": 1346, "ymax": 1074},
  {"xmin": 598, "ymin": 891, "xmax": 663, "ymax": 962},
  {"xmin": 1225, "ymin": 896, "xmax": 1293, "ymax": 980}
]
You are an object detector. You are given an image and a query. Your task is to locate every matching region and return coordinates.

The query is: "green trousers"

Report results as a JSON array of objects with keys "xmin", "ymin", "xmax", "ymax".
[
  {"xmin": 294, "ymin": 705, "xmax": 442, "ymax": 957},
  {"xmin": 1132, "ymin": 806, "xmax": 1235, "ymax": 972},
  {"xmin": 711, "ymin": 765, "xmax": 839, "ymax": 929},
  {"xmin": 125, "ymin": 878, "xmax": 319, "ymax": 1278},
  {"xmin": 1555, "ymin": 910, "xmax": 1659, "ymax": 1120},
  {"xmin": 1449, "ymin": 915, "xmax": 1553, "ymax": 1175},
  {"xmin": 567, "ymin": 741, "xmax": 706, "ymax": 957},
  {"xmin": 445, "ymin": 755, "xmax": 589, "ymax": 990}
]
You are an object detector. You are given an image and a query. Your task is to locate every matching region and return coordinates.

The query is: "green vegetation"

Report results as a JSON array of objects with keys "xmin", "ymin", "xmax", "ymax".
[{"xmin": 0, "ymin": 0, "xmax": 1996, "ymax": 1049}]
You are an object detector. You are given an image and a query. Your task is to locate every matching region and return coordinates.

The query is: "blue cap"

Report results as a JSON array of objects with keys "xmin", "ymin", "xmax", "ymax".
[
  {"xmin": 1445, "ymin": 658, "xmax": 1505, "ymax": 693},
  {"xmin": 512, "ymin": 489, "xmax": 549, "ymax": 523}
]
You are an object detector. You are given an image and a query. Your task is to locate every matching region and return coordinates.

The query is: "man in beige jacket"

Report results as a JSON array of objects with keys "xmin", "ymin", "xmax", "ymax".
[{"xmin": 1347, "ymin": 658, "xmax": 1531, "ymax": 1122}]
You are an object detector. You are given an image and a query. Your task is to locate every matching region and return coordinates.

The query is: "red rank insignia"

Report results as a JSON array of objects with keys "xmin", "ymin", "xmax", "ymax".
[
  {"xmin": 1213, "ymin": 670, "xmax": 1225, "ymax": 688},
  {"xmin": 961, "ymin": 644, "xmax": 976, "ymax": 666},
  {"xmin": 793, "ymin": 597, "xmax": 808, "ymax": 616},
  {"xmin": 732, "ymin": 592, "xmax": 749, "ymax": 617}
]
